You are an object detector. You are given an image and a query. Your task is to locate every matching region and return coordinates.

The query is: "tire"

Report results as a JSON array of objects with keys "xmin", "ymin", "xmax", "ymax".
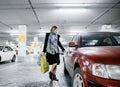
[
  {"xmin": 73, "ymin": 68, "xmax": 84, "ymax": 87},
  {"xmin": 11, "ymin": 55, "xmax": 16, "ymax": 62}
]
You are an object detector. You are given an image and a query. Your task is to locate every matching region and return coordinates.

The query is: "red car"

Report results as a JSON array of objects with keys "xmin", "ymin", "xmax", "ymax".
[{"xmin": 63, "ymin": 32, "xmax": 120, "ymax": 87}]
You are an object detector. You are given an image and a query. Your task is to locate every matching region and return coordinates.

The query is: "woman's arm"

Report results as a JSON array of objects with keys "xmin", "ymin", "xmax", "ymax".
[
  {"xmin": 43, "ymin": 33, "xmax": 49, "ymax": 52},
  {"xmin": 58, "ymin": 35, "xmax": 65, "ymax": 52}
]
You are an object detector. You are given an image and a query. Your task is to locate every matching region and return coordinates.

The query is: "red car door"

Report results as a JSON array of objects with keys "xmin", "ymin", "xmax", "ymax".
[{"xmin": 65, "ymin": 35, "xmax": 79, "ymax": 75}]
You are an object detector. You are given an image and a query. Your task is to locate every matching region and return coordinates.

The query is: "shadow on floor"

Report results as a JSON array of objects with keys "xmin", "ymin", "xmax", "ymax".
[
  {"xmin": 63, "ymin": 74, "xmax": 72, "ymax": 87},
  {"xmin": 23, "ymin": 74, "xmax": 72, "ymax": 87},
  {"xmin": 0, "ymin": 61, "xmax": 11, "ymax": 65}
]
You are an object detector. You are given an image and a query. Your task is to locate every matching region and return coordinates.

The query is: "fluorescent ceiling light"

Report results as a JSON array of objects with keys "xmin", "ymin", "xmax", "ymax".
[
  {"xmin": 55, "ymin": 3, "xmax": 90, "ymax": 7},
  {"xmin": 38, "ymin": 29, "xmax": 48, "ymax": 32},
  {"xmin": 6, "ymin": 41, "xmax": 9, "ymax": 45},
  {"xmin": 58, "ymin": 8, "xmax": 88, "ymax": 13},
  {"xmin": 10, "ymin": 33, "xmax": 19, "ymax": 36},
  {"xmin": 39, "ymin": 33, "xmax": 46, "ymax": 36},
  {"xmin": 102, "ymin": 25, "xmax": 112, "ymax": 29},
  {"xmin": 8, "ymin": 30, "xmax": 19, "ymax": 33},
  {"xmin": 99, "ymin": 25, "xmax": 117, "ymax": 32}
]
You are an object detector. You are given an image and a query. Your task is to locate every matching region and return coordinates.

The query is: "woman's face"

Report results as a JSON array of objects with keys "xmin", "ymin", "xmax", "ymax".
[{"xmin": 53, "ymin": 28, "xmax": 58, "ymax": 34}]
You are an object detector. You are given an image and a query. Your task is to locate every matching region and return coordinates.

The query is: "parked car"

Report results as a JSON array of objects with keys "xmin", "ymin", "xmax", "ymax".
[
  {"xmin": 0, "ymin": 46, "xmax": 16, "ymax": 62},
  {"xmin": 63, "ymin": 32, "xmax": 120, "ymax": 87}
]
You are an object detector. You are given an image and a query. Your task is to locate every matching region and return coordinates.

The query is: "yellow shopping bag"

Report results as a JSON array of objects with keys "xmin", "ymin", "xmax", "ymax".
[{"xmin": 41, "ymin": 55, "xmax": 49, "ymax": 74}]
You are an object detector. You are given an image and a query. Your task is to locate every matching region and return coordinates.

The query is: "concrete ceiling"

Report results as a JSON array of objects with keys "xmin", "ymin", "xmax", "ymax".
[{"xmin": 0, "ymin": 0, "xmax": 120, "ymax": 46}]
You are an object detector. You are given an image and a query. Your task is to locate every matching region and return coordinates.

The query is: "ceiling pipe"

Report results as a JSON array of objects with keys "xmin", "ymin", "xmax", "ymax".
[
  {"xmin": 28, "ymin": 0, "xmax": 41, "ymax": 26},
  {"xmin": 0, "ymin": 21, "xmax": 13, "ymax": 30},
  {"xmin": 85, "ymin": 1, "xmax": 120, "ymax": 29}
]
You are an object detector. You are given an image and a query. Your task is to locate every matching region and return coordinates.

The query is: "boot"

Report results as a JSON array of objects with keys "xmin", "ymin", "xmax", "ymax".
[
  {"xmin": 52, "ymin": 74, "xmax": 59, "ymax": 81},
  {"xmin": 49, "ymin": 72, "xmax": 53, "ymax": 80}
]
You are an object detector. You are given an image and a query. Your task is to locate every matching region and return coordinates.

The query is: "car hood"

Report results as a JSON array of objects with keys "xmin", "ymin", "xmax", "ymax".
[{"xmin": 78, "ymin": 46, "xmax": 120, "ymax": 64}]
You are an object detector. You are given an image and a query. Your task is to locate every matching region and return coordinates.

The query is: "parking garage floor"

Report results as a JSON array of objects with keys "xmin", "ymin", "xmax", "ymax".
[{"xmin": 0, "ymin": 55, "xmax": 72, "ymax": 87}]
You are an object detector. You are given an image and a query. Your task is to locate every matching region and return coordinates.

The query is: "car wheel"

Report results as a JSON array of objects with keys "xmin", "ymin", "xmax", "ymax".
[
  {"xmin": 11, "ymin": 55, "xmax": 16, "ymax": 62},
  {"xmin": 73, "ymin": 68, "xmax": 84, "ymax": 87}
]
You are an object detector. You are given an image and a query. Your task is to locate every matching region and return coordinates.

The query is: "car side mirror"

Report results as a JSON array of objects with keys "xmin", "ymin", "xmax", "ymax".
[{"xmin": 69, "ymin": 42, "xmax": 76, "ymax": 47}]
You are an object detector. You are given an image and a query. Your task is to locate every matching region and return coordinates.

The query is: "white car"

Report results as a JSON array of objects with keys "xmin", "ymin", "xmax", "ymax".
[{"xmin": 0, "ymin": 46, "xmax": 16, "ymax": 62}]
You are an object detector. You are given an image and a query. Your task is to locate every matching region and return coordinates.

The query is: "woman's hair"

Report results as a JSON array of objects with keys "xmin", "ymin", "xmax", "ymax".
[{"xmin": 50, "ymin": 26, "xmax": 58, "ymax": 32}]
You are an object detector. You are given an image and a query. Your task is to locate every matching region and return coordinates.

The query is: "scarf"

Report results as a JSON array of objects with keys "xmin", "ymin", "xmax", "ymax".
[{"xmin": 47, "ymin": 33, "xmax": 58, "ymax": 54}]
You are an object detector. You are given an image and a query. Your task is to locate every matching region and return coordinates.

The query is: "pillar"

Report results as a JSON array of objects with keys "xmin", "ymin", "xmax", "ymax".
[{"xmin": 17, "ymin": 25, "xmax": 27, "ymax": 61}]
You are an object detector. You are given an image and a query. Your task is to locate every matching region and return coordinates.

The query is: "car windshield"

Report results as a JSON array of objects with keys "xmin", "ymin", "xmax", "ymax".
[
  {"xmin": 0, "ymin": 46, "xmax": 3, "ymax": 51},
  {"xmin": 81, "ymin": 32, "xmax": 120, "ymax": 47}
]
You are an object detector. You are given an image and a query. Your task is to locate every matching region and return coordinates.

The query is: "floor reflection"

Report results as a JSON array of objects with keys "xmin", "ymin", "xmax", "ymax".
[{"xmin": 0, "ymin": 54, "xmax": 72, "ymax": 87}]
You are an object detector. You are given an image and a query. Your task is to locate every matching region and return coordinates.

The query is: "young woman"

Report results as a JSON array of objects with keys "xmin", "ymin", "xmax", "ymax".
[{"xmin": 43, "ymin": 26, "xmax": 65, "ymax": 81}]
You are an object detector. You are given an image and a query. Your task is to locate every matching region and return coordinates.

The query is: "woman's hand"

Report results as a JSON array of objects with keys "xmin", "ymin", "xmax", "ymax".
[
  {"xmin": 64, "ymin": 49, "xmax": 66, "ymax": 53},
  {"xmin": 41, "ymin": 52, "xmax": 45, "ymax": 55}
]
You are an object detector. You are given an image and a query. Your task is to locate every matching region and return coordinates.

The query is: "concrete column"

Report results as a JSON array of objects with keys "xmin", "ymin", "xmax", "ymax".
[
  {"xmin": 33, "ymin": 37, "xmax": 38, "ymax": 55},
  {"xmin": 17, "ymin": 25, "xmax": 27, "ymax": 61}
]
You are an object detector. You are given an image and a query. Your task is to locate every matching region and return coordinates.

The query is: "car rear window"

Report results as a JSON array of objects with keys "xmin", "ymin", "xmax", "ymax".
[{"xmin": 81, "ymin": 33, "xmax": 120, "ymax": 47}]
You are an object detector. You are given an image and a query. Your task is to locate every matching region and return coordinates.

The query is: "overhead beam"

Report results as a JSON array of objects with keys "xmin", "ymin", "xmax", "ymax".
[
  {"xmin": 0, "ymin": 21, "xmax": 13, "ymax": 29},
  {"xmin": 85, "ymin": 1, "xmax": 120, "ymax": 29},
  {"xmin": 28, "ymin": 0, "xmax": 41, "ymax": 26}
]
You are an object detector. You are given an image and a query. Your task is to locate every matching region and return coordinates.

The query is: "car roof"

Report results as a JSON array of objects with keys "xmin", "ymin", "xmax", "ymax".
[{"xmin": 77, "ymin": 32, "xmax": 120, "ymax": 36}]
